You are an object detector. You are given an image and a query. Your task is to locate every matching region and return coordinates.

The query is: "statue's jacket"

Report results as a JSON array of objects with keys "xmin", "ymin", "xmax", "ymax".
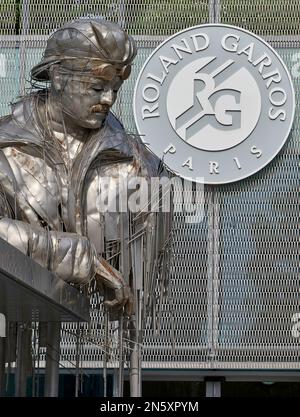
[{"xmin": 0, "ymin": 93, "xmax": 165, "ymax": 284}]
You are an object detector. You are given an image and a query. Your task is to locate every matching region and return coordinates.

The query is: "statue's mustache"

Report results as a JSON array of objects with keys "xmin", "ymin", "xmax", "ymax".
[{"xmin": 90, "ymin": 104, "xmax": 110, "ymax": 114}]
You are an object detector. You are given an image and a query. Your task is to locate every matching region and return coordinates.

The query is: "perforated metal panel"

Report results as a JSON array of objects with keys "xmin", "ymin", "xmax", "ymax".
[
  {"xmin": 0, "ymin": 1, "xmax": 18, "ymax": 116},
  {"xmin": 0, "ymin": 1, "xmax": 299, "ymax": 371},
  {"xmin": 220, "ymin": 0, "xmax": 299, "ymax": 36},
  {"xmin": 18, "ymin": 1, "xmax": 209, "ymax": 36},
  {"xmin": 0, "ymin": 0, "xmax": 16, "ymax": 35},
  {"xmin": 215, "ymin": 49, "xmax": 299, "ymax": 366},
  {"xmin": 211, "ymin": 5, "xmax": 299, "ymax": 369}
]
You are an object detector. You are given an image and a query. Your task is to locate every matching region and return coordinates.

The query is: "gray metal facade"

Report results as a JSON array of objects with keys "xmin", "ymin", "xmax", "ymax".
[{"xmin": 0, "ymin": 1, "xmax": 299, "ymax": 371}]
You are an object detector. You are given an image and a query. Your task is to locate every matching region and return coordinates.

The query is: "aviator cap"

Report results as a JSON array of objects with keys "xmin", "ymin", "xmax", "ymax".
[{"xmin": 31, "ymin": 18, "xmax": 137, "ymax": 81}]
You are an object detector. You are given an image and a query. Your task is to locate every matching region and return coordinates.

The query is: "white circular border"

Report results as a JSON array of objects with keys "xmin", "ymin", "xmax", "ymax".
[{"xmin": 133, "ymin": 24, "xmax": 296, "ymax": 185}]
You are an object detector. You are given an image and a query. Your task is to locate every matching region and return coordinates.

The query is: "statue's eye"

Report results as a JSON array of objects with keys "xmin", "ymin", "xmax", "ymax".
[{"xmin": 92, "ymin": 87, "xmax": 104, "ymax": 92}]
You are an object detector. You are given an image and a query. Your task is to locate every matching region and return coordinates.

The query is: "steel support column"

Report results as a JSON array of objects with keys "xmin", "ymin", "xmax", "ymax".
[
  {"xmin": 206, "ymin": 380, "xmax": 221, "ymax": 397},
  {"xmin": 209, "ymin": 0, "xmax": 221, "ymax": 24},
  {"xmin": 129, "ymin": 318, "xmax": 140, "ymax": 397},
  {"xmin": 19, "ymin": 0, "xmax": 30, "ymax": 96},
  {"xmin": 0, "ymin": 337, "xmax": 5, "ymax": 397},
  {"xmin": 44, "ymin": 322, "xmax": 61, "ymax": 397},
  {"xmin": 15, "ymin": 323, "xmax": 31, "ymax": 397}
]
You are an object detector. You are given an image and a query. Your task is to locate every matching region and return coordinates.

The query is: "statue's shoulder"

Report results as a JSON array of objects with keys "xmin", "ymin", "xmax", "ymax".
[
  {"xmin": 106, "ymin": 112, "xmax": 124, "ymax": 132},
  {"xmin": 0, "ymin": 94, "xmax": 42, "ymax": 148},
  {"xmin": 103, "ymin": 112, "xmax": 164, "ymax": 177}
]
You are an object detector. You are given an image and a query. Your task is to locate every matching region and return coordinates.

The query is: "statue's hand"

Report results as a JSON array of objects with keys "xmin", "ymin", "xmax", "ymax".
[{"xmin": 94, "ymin": 257, "xmax": 133, "ymax": 317}]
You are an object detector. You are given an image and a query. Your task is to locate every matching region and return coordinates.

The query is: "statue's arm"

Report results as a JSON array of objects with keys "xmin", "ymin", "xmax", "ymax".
[
  {"xmin": 0, "ymin": 216, "xmax": 132, "ymax": 312},
  {"xmin": 0, "ymin": 147, "xmax": 132, "ymax": 312},
  {"xmin": 0, "ymin": 217, "xmax": 95, "ymax": 284}
]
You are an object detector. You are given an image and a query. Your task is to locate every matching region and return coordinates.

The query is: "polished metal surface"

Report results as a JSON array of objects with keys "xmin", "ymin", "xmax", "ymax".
[
  {"xmin": 0, "ymin": 15, "xmax": 172, "ymax": 397},
  {"xmin": 0, "ymin": 18, "xmax": 168, "ymax": 319},
  {"xmin": 0, "ymin": 238, "xmax": 90, "ymax": 322}
]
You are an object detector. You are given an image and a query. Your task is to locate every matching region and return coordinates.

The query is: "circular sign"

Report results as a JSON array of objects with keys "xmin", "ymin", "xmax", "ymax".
[{"xmin": 133, "ymin": 24, "xmax": 295, "ymax": 184}]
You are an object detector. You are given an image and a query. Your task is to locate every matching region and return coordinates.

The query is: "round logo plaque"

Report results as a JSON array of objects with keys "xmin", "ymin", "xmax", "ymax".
[{"xmin": 133, "ymin": 24, "xmax": 295, "ymax": 184}]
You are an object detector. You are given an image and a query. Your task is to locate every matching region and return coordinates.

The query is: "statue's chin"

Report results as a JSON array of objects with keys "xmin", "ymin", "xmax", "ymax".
[
  {"xmin": 73, "ymin": 115, "xmax": 106, "ymax": 130},
  {"xmin": 61, "ymin": 107, "xmax": 107, "ymax": 130}
]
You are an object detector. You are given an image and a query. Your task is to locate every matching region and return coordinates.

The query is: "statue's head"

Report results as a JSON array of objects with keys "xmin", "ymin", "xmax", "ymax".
[{"xmin": 31, "ymin": 19, "xmax": 137, "ymax": 129}]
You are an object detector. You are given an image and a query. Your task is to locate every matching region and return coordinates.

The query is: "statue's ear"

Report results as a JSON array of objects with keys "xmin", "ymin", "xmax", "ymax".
[{"xmin": 49, "ymin": 65, "xmax": 62, "ymax": 91}]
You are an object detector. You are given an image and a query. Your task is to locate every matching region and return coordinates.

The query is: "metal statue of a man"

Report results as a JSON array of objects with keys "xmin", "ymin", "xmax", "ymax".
[{"xmin": 0, "ymin": 19, "xmax": 161, "ymax": 315}]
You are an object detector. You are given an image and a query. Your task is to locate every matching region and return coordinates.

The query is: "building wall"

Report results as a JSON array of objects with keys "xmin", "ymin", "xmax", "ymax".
[{"xmin": 0, "ymin": 1, "xmax": 299, "ymax": 370}]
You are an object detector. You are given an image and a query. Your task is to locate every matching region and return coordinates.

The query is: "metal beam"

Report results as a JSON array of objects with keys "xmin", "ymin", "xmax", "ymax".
[
  {"xmin": 1, "ymin": 34, "xmax": 300, "ymax": 49},
  {"xmin": 0, "ymin": 239, "xmax": 90, "ymax": 322}
]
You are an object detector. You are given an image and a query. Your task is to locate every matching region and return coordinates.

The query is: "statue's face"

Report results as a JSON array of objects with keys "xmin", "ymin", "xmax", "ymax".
[{"xmin": 54, "ymin": 72, "xmax": 123, "ymax": 129}]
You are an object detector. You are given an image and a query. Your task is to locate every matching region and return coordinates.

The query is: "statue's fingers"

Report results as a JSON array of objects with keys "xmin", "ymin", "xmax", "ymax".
[
  {"xmin": 104, "ymin": 288, "xmax": 128, "ymax": 310},
  {"xmin": 115, "ymin": 287, "xmax": 126, "ymax": 302},
  {"xmin": 104, "ymin": 299, "xmax": 123, "ymax": 309},
  {"xmin": 125, "ymin": 298, "xmax": 134, "ymax": 317},
  {"xmin": 123, "ymin": 286, "xmax": 134, "ymax": 316}
]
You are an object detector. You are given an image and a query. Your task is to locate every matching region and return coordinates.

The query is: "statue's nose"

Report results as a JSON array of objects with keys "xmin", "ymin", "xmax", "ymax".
[{"xmin": 100, "ymin": 90, "xmax": 114, "ymax": 106}]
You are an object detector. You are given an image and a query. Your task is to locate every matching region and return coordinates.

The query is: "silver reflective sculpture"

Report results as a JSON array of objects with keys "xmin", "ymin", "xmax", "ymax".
[{"xmin": 0, "ymin": 19, "xmax": 170, "ymax": 318}]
